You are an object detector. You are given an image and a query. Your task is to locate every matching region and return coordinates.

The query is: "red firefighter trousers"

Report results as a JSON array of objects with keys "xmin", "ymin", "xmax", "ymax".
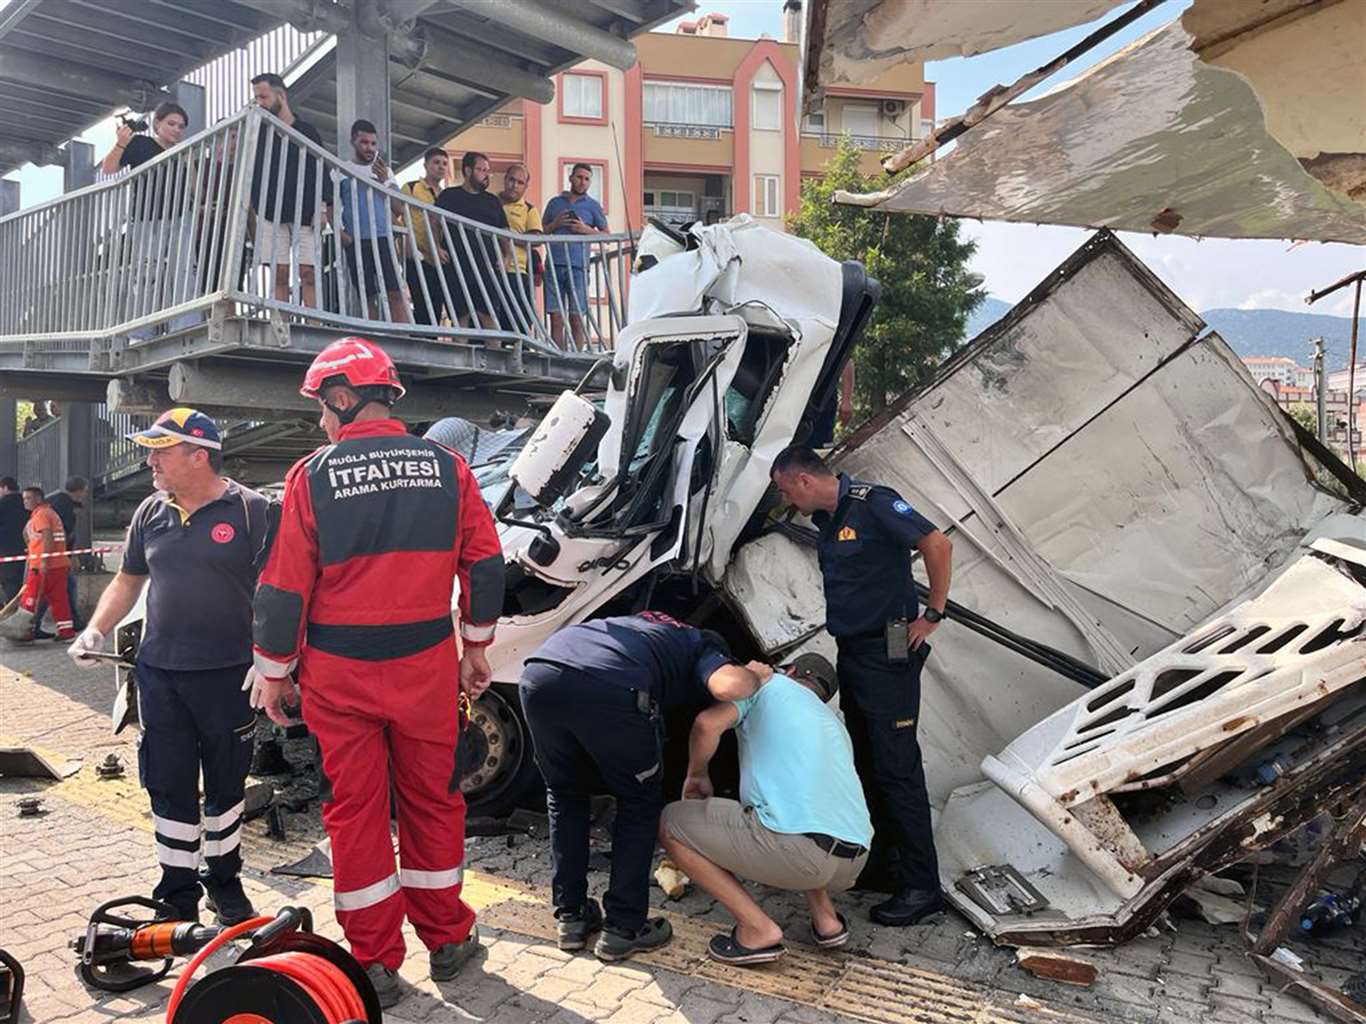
[
  {"xmin": 301, "ymin": 639, "xmax": 474, "ymax": 970},
  {"xmin": 20, "ymin": 568, "xmax": 74, "ymax": 637}
]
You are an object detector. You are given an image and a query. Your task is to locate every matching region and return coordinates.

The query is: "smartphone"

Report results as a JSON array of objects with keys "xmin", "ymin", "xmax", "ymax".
[
  {"xmin": 564, "ymin": 210, "xmax": 580, "ymax": 221},
  {"xmin": 885, "ymin": 617, "xmax": 910, "ymax": 663}
]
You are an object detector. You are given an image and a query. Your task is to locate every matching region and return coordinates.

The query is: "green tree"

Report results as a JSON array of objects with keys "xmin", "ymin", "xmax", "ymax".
[
  {"xmin": 787, "ymin": 138, "xmax": 984, "ymax": 417},
  {"xmin": 1287, "ymin": 403, "xmax": 1318, "ymax": 437}
]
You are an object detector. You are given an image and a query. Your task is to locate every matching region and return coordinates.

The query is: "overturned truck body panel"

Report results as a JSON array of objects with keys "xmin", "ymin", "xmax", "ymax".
[{"xmin": 725, "ymin": 231, "xmax": 1366, "ymax": 944}]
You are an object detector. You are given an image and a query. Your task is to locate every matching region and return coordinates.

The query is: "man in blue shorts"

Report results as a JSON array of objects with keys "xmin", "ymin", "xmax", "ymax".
[{"xmin": 542, "ymin": 163, "xmax": 608, "ymax": 351}]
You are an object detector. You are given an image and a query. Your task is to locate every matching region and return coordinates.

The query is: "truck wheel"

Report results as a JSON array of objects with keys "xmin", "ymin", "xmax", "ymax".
[{"xmin": 459, "ymin": 683, "xmax": 543, "ymax": 819}]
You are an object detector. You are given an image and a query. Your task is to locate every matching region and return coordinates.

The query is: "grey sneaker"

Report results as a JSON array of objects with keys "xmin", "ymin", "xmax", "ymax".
[
  {"xmin": 555, "ymin": 898, "xmax": 603, "ymax": 951},
  {"xmin": 430, "ymin": 926, "xmax": 480, "ymax": 981},
  {"xmin": 364, "ymin": 963, "xmax": 402, "ymax": 1008},
  {"xmin": 593, "ymin": 917, "xmax": 673, "ymax": 962}
]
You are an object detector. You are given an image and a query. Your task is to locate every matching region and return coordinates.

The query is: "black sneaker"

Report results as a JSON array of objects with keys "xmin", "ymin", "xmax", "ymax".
[
  {"xmin": 153, "ymin": 895, "xmax": 200, "ymax": 923},
  {"xmin": 205, "ymin": 881, "xmax": 256, "ymax": 926},
  {"xmin": 869, "ymin": 888, "xmax": 945, "ymax": 927},
  {"xmin": 430, "ymin": 926, "xmax": 481, "ymax": 981},
  {"xmin": 593, "ymin": 917, "xmax": 672, "ymax": 962},
  {"xmin": 555, "ymin": 898, "xmax": 603, "ymax": 951},
  {"xmin": 364, "ymin": 963, "xmax": 402, "ymax": 1008}
]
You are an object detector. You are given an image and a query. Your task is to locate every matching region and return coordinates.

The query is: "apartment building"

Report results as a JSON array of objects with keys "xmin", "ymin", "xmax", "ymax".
[{"xmin": 448, "ymin": 4, "xmax": 932, "ymax": 234}]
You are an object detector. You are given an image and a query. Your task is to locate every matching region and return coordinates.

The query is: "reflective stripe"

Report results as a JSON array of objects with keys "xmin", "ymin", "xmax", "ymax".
[
  {"xmin": 334, "ymin": 873, "xmax": 401, "ymax": 912},
  {"xmin": 203, "ymin": 831, "xmax": 242, "ymax": 857},
  {"xmin": 156, "ymin": 842, "xmax": 201, "ymax": 869},
  {"xmin": 399, "ymin": 866, "xmax": 464, "ymax": 890},
  {"xmin": 460, "ymin": 621, "xmax": 496, "ymax": 643},
  {"xmin": 152, "ymin": 814, "xmax": 202, "ymax": 842},
  {"xmin": 203, "ymin": 800, "xmax": 245, "ymax": 831},
  {"xmin": 253, "ymin": 650, "xmax": 296, "ymax": 677}
]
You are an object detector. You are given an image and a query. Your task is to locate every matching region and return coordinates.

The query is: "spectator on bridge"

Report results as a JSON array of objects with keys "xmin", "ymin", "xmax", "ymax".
[
  {"xmin": 251, "ymin": 73, "xmax": 332, "ymax": 310},
  {"xmin": 0, "ymin": 477, "xmax": 24, "ymax": 603},
  {"xmin": 543, "ymin": 163, "xmax": 608, "ymax": 352},
  {"xmin": 101, "ymin": 103, "xmax": 202, "ymax": 339},
  {"xmin": 498, "ymin": 162, "xmax": 543, "ymax": 332},
  {"xmin": 32, "ymin": 477, "xmax": 88, "ymax": 639},
  {"xmin": 436, "ymin": 152, "xmax": 512, "ymax": 345},
  {"xmin": 20, "ymin": 401, "xmax": 53, "ymax": 437},
  {"xmin": 338, "ymin": 119, "xmax": 409, "ymax": 324},
  {"xmin": 401, "ymin": 147, "xmax": 454, "ymax": 327}
]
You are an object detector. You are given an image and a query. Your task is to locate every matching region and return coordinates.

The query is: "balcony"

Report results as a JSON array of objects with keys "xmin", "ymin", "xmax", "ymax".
[{"xmin": 642, "ymin": 121, "xmax": 734, "ymax": 168}]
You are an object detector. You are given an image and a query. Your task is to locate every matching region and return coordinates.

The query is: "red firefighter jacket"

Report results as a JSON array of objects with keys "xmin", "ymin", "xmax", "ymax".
[{"xmin": 252, "ymin": 418, "xmax": 504, "ymax": 674}]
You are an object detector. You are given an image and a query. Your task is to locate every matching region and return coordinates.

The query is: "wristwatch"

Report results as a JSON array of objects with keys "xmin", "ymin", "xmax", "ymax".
[{"xmin": 923, "ymin": 607, "xmax": 944, "ymax": 624}]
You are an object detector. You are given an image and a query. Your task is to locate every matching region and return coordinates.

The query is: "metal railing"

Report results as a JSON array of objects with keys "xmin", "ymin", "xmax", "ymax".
[
  {"xmin": 16, "ymin": 419, "xmax": 61, "ymax": 494},
  {"xmin": 0, "ymin": 106, "xmax": 634, "ymax": 357},
  {"xmin": 185, "ymin": 25, "xmax": 327, "ymax": 126},
  {"xmin": 804, "ymin": 132, "xmax": 908, "ymax": 152},
  {"xmin": 91, "ymin": 404, "xmax": 152, "ymax": 486}
]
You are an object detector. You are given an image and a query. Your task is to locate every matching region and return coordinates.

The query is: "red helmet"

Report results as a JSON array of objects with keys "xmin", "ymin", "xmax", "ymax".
[{"xmin": 300, "ymin": 337, "xmax": 406, "ymax": 400}]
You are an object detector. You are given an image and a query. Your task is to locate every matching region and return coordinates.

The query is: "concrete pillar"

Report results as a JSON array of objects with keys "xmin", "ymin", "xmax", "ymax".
[
  {"xmin": 59, "ymin": 403, "xmax": 96, "ymax": 563},
  {"xmin": 63, "ymin": 141, "xmax": 95, "ymax": 192},
  {"xmin": 0, "ymin": 179, "xmax": 18, "ymax": 216},
  {"xmin": 336, "ymin": 0, "xmax": 392, "ymax": 157},
  {"xmin": 0, "ymin": 399, "xmax": 16, "ymax": 480},
  {"xmin": 172, "ymin": 80, "xmax": 208, "ymax": 136}
]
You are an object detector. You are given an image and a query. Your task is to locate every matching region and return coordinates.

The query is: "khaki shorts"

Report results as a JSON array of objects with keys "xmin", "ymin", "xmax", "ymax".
[
  {"xmin": 661, "ymin": 798, "xmax": 866, "ymax": 893},
  {"xmin": 257, "ymin": 218, "xmax": 318, "ymax": 269}
]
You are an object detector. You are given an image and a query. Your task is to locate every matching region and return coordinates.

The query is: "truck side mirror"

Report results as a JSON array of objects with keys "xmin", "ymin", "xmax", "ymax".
[{"xmin": 509, "ymin": 391, "xmax": 610, "ymax": 507}]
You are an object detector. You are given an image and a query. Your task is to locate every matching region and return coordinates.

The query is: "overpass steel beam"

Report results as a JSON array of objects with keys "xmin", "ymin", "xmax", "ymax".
[{"xmin": 447, "ymin": 0, "xmax": 637, "ymax": 70}]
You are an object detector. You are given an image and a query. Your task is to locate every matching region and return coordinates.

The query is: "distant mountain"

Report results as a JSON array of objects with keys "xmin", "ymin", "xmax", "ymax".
[
  {"xmin": 960, "ymin": 297, "xmax": 1362, "ymax": 369},
  {"xmin": 1199, "ymin": 308, "xmax": 1362, "ymax": 369},
  {"xmin": 965, "ymin": 296, "xmax": 1012, "ymax": 339}
]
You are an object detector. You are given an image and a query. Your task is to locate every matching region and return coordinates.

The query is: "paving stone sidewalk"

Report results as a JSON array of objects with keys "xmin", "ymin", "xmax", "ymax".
[{"xmin": 2, "ymin": 643, "xmax": 1359, "ymax": 1024}]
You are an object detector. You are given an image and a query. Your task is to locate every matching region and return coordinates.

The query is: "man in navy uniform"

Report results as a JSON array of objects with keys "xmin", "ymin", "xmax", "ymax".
[
  {"xmin": 770, "ymin": 446, "xmax": 953, "ymax": 926},
  {"xmin": 519, "ymin": 613, "xmax": 762, "ymax": 961}
]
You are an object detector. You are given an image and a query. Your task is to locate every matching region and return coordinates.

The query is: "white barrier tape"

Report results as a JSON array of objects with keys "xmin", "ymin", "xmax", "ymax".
[{"xmin": 0, "ymin": 546, "xmax": 113, "ymax": 564}]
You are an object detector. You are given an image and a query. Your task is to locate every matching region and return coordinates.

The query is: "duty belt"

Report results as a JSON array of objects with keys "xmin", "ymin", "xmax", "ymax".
[{"xmin": 805, "ymin": 833, "xmax": 867, "ymax": 860}]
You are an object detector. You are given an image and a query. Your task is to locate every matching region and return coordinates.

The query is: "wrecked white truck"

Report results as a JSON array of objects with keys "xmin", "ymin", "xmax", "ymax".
[
  {"xmin": 476, "ymin": 221, "xmax": 1366, "ymax": 946},
  {"xmin": 107, "ymin": 218, "xmax": 1363, "ymax": 949}
]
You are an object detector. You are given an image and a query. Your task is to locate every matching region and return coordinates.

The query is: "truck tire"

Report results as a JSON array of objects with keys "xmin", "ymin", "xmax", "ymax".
[{"xmin": 460, "ymin": 682, "xmax": 544, "ymax": 819}]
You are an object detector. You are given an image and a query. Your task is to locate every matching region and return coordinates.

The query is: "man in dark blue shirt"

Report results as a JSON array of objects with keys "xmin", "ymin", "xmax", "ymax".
[
  {"xmin": 771, "ymin": 445, "xmax": 954, "ymax": 927},
  {"xmin": 68, "ymin": 409, "xmax": 271, "ymax": 927},
  {"xmin": 519, "ymin": 612, "xmax": 762, "ymax": 961}
]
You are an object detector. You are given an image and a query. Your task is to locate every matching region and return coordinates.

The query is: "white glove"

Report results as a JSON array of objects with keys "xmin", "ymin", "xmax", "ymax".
[
  {"xmin": 243, "ymin": 665, "xmax": 281, "ymax": 708},
  {"xmin": 68, "ymin": 627, "xmax": 106, "ymax": 669},
  {"xmin": 243, "ymin": 665, "xmax": 297, "ymax": 724}
]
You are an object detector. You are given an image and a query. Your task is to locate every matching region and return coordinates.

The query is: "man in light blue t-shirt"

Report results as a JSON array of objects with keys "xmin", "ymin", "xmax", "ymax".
[{"xmin": 660, "ymin": 653, "xmax": 873, "ymax": 967}]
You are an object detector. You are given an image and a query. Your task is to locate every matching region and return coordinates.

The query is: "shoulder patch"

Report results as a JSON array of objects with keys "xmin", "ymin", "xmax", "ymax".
[
  {"xmin": 848, "ymin": 484, "xmax": 872, "ymax": 500},
  {"xmin": 892, "ymin": 499, "xmax": 915, "ymax": 516}
]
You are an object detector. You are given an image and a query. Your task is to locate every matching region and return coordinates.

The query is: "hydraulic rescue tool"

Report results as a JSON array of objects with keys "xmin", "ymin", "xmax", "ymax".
[{"xmin": 72, "ymin": 898, "xmax": 381, "ymax": 1023}]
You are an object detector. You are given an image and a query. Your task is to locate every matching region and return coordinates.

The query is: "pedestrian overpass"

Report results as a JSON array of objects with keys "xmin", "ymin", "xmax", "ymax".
[{"xmin": 0, "ymin": 0, "xmax": 689, "ymax": 499}]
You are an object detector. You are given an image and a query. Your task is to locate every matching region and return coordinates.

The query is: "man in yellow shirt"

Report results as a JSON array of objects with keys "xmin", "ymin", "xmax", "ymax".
[
  {"xmin": 402, "ymin": 147, "xmax": 453, "ymax": 326},
  {"xmin": 499, "ymin": 162, "xmax": 542, "ymax": 331}
]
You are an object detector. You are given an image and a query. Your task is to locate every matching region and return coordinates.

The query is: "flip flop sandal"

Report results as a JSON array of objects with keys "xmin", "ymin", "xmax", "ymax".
[
  {"xmin": 811, "ymin": 912, "xmax": 850, "ymax": 949},
  {"xmin": 707, "ymin": 929, "xmax": 786, "ymax": 966}
]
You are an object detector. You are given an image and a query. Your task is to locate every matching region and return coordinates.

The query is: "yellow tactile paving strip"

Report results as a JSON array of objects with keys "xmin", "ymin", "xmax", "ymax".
[{"xmin": 478, "ymin": 898, "xmax": 1105, "ymax": 1024}]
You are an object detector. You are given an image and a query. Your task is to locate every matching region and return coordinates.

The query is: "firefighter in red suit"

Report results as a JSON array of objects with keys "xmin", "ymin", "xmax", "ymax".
[{"xmin": 244, "ymin": 336, "xmax": 505, "ymax": 1007}]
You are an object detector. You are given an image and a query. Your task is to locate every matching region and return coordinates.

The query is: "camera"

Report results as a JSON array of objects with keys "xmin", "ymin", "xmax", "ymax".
[{"xmin": 118, "ymin": 114, "xmax": 149, "ymax": 133}]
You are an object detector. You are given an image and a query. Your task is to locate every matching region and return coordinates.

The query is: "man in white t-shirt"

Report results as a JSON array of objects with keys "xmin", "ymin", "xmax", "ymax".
[
  {"xmin": 660, "ymin": 653, "xmax": 873, "ymax": 967},
  {"xmin": 337, "ymin": 119, "xmax": 409, "ymax": 323}
]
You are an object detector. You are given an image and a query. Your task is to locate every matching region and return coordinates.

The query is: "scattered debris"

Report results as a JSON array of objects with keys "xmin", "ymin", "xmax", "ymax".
[
  {"xmin": 265, "ymin": 804, "xmax": 287, "ymax": 841},
  {"xmin": 1014, "ymin": 947, "xmax": 1098, "ymax": 987},
  {"xmin": 1269, "ymin": 947, "xmax": 1305, "ymax": 972},
  {"xmin": 1179, "ymin": 878, "xmax": 1248, "ymax": 926},
  {"xmin": 242, "ymin": 782, "xmax": 275, "ymax": 821},
  {"xmin": 467, "ymin": 816, "xmax": 535, "ymax": 838},
  {"xmin": 1344, "ymin": 971, "xmax": 1366, "ymax": 1006},
  {"xmin": 271, "ymin": 838, "xmax": 332, "ymax": 879},
  {"xmin": 655, "ymin": 858, "xmax": 689, "ymax": 900},
  {"xmin": 506, "ymin": 808, "xmax": 549, "ymax": 840},
  {"xmin": 0, "ymin": 747, "xmax": 72, "ymax": 781},
  {"xmin": 94, "ymin": 754, "xmax": 124, "ymax": 780},
  {"xmin": 15, "ymin": 797, "xmax": 45, "ymax": 817},
  {"xmin": 1014, "ymin": 994, "xmax": 1044, "ymax": 1011}
]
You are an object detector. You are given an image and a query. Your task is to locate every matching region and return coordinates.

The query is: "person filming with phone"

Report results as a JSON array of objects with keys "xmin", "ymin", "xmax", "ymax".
[
  {"xmin": 542, "ymin": 163, "xmax": 608, "ymax": 351},
  {"xmin": 769, "ymin": 445, "xmax": 953, "ymax": 928}
]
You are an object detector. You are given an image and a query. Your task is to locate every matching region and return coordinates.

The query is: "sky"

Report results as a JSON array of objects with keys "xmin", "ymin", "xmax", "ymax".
[{"xmin": 6, "ymin": 0, "xmax": 1363, "ymax": 317}]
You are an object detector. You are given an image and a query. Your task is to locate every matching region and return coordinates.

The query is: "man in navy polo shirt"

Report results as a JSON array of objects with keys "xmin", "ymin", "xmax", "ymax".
[
  {"xmin": 519, "ymin": 613, "xmax": 762, "ymax": 962},
  {"xmin": 69, "ymin": 409, "xmax": 271, "ymax": 926}
]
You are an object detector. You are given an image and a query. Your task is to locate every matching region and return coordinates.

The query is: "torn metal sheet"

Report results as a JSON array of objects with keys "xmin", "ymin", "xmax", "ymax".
[
  {"xmin": 802, "ymin": 0, "xmax": 1126, "ymax": 100},
  {"xmin": 834, "ymin": 19, "xmax": 1366, "ymax": 243}
]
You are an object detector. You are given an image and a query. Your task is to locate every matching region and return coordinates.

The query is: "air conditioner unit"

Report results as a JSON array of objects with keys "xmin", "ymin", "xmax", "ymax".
[{"xmin": 880, "ymin": 99, "xmax": 905, "ymax": 117}]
